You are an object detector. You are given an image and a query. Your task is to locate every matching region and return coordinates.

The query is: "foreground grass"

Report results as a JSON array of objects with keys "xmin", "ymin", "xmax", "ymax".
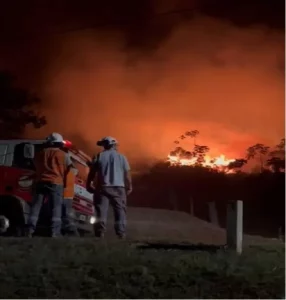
[{"xmin": 0, "ymin": 238, "xmax": 284, "ymax": 299}]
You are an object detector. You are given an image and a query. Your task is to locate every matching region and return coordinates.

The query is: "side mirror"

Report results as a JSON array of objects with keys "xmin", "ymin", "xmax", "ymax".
[{"xmin": 23, "ymin": 143, "xmax": 35, "ymax": 159}]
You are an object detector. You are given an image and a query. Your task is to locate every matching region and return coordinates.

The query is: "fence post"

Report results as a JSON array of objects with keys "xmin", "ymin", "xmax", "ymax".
[
  {"xmin": 208, "ymin": 201, "xmax": 219, "ymax": 226},
  {"xmin": 227, "ymin": 200, "xmax": 243, "ymax": 254}
]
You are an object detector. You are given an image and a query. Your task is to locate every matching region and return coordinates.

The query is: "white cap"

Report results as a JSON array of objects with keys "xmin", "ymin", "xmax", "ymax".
[
  {"xmin": 46, "ymin": 132, "xmax": 64, "ymax": 143},
  {"xmin": 97, "ymin": 136, "xmax": 118, "ymax": 146}
]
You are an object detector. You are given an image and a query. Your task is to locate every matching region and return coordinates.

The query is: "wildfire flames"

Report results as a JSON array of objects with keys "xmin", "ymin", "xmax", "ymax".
[{"xmin": 167, "ymin": 154, "xmax": 236, "ymax": 173}]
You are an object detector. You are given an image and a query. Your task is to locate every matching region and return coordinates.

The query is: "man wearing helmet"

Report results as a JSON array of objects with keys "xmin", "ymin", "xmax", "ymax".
[
  {"xmin": 26, "ymin": 132, "xmax": 73, "ymax": 237},
  {"xmin": 86, "ymin": 136, "xmax": 132, "ymax": 239}
]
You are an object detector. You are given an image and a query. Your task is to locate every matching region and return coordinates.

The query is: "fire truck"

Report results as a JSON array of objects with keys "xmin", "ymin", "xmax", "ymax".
[{"xmin": 0, "ymin": 139, "xmax": 95, "ymax": 236}]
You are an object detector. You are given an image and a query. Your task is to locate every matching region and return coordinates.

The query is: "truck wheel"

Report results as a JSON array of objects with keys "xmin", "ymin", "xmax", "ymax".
[
  {"xmin": 0, "ymin": 215, "xmax": 10, "ymax": 234},
  {"xmin": 0, "ymin": 196, "xmax": 25, "ymax": 237},
  {"xmin": 0, "ymin": 213, "xmax": 24, "ymax": 237}
]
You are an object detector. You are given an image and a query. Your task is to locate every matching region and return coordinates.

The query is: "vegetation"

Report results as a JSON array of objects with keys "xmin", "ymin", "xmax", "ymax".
[
  {"xmin": 0, "ymin": 238, "xmax": 284, "ymax": 299},
  {"xmin": 130, "ymin": 131, "xmax": 285, "ymax": 238},
  {"xmin": 170, "ymin": 130, "xmax": 285, "ymax": 173},
  {"xmin": 0, "ymin": 70, "xmax": 46, "ymax": 138}
]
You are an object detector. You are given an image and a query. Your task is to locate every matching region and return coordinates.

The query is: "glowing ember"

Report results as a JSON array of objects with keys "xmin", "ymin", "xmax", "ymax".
[{"xmin": 167, "ymin": 154, "xmax": 236, "ymax": 173}]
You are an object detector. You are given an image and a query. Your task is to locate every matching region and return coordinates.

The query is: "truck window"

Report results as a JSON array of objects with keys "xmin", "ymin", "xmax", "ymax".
[
  {"xmin": 13, "ymin": 143, "xmax": 42, "ymax": 170},
  {"xmin": 0, "ymin": 144, "xmax": 8, "ymax": 165}
]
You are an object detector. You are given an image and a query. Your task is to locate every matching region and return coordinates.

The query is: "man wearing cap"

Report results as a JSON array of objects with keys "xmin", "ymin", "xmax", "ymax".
[
  {"xmin": 86, "ymin": 136, "xmax": 132, "ymax": 239},
  {"xmin": 26, "ymin": 132, "xmax": 73, "ymax": 237}
]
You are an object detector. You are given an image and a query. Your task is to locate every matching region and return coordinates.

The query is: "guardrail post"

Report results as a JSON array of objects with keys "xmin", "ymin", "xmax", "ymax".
[{"xmin": 226, "ymin": 200, "xmax": 243, "ymax": 254}]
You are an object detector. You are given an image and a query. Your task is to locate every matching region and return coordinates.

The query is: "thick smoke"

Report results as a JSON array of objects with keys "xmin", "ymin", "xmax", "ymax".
[{"xmin": 26, "ymin": 15, "xmax": 284, "ymax": 163}]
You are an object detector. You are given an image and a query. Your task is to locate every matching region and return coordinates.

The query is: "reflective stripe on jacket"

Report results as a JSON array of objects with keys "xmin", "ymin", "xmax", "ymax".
[{"xmin": 64, "ymin": 168, "xmax": 77, "ymax": 199}]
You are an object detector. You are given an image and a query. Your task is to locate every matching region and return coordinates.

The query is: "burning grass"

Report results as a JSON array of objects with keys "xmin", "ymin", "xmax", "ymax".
[
  {"xmin": 166, "ymin": 132, "xmax": 284, "ymax": 174},
  {"xmin": 0, "ymin": 238, "xmax": 284, "ymax": 299},
  {"xmin": 167, "ymin": 131, "xmax": 244, "ymax": 174},
  {"xmin": 168, "ymin": 153, "xmax": 236, "ymax": 173}
]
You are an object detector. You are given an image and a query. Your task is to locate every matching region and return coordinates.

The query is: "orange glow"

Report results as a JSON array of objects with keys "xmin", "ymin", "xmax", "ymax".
[
  {"xmin": 19, "ymin": 16, "xmax": 284, "ymax": 166},
  {"xmin": 167, "ymin": 153, "xmax": 236, "ymax": 173}
]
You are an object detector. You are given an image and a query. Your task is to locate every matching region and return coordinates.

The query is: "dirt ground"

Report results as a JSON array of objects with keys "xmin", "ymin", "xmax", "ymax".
[{"xmin": 104, "ymin": 207, "xmax": 282, "ymax": 246}]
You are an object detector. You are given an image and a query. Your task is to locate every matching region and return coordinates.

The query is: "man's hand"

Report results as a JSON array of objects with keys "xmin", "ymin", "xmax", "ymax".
[
  {"xmin": 124, "ymin": 170, "xmax": 132, "ymax": 196},
  {"xmin": 87, "ymin": 186, "xmax": 96, "ymax": 194},
  {"xmin": 86, "ymin": 165, "xmax": 96, "ymax": 194},
  {"xmin": 126, "ymin": 186, "xmax": 132, "ymax": 196},
  {"xmin": 86, "ymin": 182, "xmax": 96, "ymax": 194}
]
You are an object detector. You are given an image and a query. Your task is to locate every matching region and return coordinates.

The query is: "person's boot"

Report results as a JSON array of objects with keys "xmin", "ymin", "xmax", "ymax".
[
  {"xmin": 25, "ymin": 228, "xmax": 33, "ymax": 238},
  {"xmin": 51, "ymin": 232, "xmax": 62, "ymax": 238},
  {"xmin": 94, "ymin": 232, "xmax": 105, "ymax": 239},
  {"xmin": 117, "ymin": 234, "xmax": 126, "ymax": 240}
]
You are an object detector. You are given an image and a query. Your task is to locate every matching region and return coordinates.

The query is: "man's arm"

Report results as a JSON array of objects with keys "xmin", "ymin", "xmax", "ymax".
[
  {"xmin": 122, "ymin": 156, "xmax": 132, "ymax": 195},
  {"xmin": 86, "ymin": 155, "xmax": 99, "ymax": 193},
  {"xmin": 65, "ymin": 153, "xmax": 74, "ymax": 169},
  {"xmin": 64, "ymin": 153, "xmax": 77, "ymax": 187}
]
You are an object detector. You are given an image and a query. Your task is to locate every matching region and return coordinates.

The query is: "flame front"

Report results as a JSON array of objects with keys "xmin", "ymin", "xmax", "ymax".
[{"xmin": 167, "ymin": 154, "xmax": 236, "ymax": 173}]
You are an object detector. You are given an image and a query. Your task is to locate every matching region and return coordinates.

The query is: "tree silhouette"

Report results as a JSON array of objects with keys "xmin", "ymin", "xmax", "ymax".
[
  {"xmin": 246, "ymin": 143, "xmax": 269, "ymax": 172},
  {"xmin": 170, "ymin": 131, "xmax": 210, "ymax": 166},
  {"xmin": 185, "ymin": 130, "xmax": 199, "ymax": 146},
  {"xmin": 267, "ymin": 138, "xmax": 285, "ymax": 172},
  {"xmin": 170, "ymin": 146, "xmax": 186, "ymax": 157},
  {"xmin": 269, "ymin": 138, "xmax": 285, "ymax": 157},
  {"xmin": 0, "ymin": 70, "xmax": 46, "ymax": 138},
  {"xmin": 193, "ymin": 144, "xmax": 210, "ymax": 164},
  {"xmin": 228, "ymin": 159, "xmax": 247, "ymax": 170},
  {"xmin": 276, "ymin": 138, "xmax": 285, "ymax": 151}
]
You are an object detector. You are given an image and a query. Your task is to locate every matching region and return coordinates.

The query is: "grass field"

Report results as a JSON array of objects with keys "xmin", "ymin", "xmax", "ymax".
[
  {"xmin": 0, "ymin": 208, "xmax": 284, "ymax": 299},
  {"xmin": 0, "ymin": 238, "xmax": 284, "ymax": 299}
]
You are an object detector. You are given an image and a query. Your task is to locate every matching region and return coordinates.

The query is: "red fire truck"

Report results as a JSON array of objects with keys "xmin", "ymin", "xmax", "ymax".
[{"xmin": 0, "ymin": 139, "xmax": 95, "ymax": 236}]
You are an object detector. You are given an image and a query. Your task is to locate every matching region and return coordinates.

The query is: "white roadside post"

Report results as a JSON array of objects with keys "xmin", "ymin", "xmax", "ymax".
[{"xmin": 226, "ymin": 200, "xmax": 243, "ymax": 254}]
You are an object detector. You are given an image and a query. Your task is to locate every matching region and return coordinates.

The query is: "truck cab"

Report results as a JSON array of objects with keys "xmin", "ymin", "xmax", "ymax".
[{"xmin": 0, "ymin": 139, "xmax": 95, "ymax": 236}]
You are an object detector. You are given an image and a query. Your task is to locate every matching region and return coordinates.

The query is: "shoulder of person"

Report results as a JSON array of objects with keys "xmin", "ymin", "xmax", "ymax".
[
  {"xmin": 58, "ymin": 149, "xmax": 69, "ymax": 158},
  {"xmin": 119, "ymin": 152, "xmax": 129, "ymax": 161},
  {"xmin": 118, "ymin": 151, "xmax": 127, "ymax": 157}
]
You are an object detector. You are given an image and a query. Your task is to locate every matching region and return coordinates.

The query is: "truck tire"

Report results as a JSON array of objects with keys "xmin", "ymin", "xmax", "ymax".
[{"xmin": 0, "ymin": 196, "xmax": 25, "ymax": 237}]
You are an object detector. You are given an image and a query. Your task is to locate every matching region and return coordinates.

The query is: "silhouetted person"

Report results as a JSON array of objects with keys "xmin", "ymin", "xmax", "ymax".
[
  {"xmin": 26, "ymin": 133, "xmax": 73, "ymax": 237},
  {"xmin": 86, "ymin": 136, "xmax": 132, "ymax": 239}
]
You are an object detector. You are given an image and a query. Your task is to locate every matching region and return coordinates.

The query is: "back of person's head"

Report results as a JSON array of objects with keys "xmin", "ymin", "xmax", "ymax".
[{"xmin": 97, "ymin": 136, "xmax": 118, "ymax": 150}]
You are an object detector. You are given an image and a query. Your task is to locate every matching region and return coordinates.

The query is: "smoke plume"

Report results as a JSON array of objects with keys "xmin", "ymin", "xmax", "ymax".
[{"xmin": 24, "ymin": 15, "xmax": 284, "ymax": 164}]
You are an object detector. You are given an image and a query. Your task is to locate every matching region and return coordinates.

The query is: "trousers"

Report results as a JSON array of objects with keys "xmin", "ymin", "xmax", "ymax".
[
  {"xmin": 62, "ymin": 198, "xmax": 79, "ymax": 236},
  {"xmin": 26, "ymin": 182, "xmax": 63, "ymax": 237},
  {"xmin": 94, "ymin": 186, "xmax": 127, "ymax": 237}
]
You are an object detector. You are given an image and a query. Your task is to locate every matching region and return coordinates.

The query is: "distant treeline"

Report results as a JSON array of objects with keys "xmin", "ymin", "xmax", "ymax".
[{"xmin": 129, "ymin": 165, "xmax": 285, "ymax": 238}]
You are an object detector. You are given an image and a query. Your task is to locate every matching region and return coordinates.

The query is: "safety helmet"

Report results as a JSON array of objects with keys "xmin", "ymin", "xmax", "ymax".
[
  {"xmin": 97, "ymin": 136, "xmax": 118, "ymax": 147},
  {"xmin": 45, "ymin": 132, "xmax": 64, "ymax": 143}
]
